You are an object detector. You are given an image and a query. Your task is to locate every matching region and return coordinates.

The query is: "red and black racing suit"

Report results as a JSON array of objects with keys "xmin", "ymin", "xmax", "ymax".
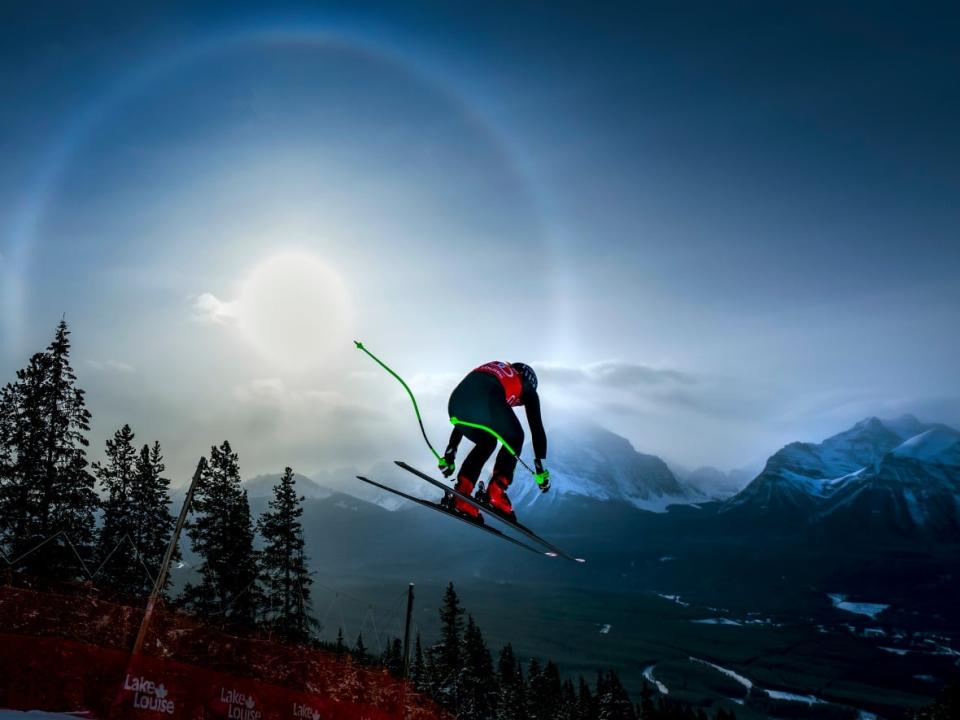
[{"xmin": 446, "ymin": 361, "xmax": 547, "ymax": 485}]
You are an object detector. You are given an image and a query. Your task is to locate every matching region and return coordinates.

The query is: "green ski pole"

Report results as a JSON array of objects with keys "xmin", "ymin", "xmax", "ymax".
[
  {"xmin": 449, "ymin": 416, "xmax": 551, "ymax": 488},
  {"xmin": 354, "ymin": 341, "xmax": 452, "ymax": 472}
]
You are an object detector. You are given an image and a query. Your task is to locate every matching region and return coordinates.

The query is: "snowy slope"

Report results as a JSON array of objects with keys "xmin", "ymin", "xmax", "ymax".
[
  {"xmin": 509, "ymin": 421, "xmax": 691, "ymax": 512},
  {"xmin": 816, "ymin": 427, "xmax": 960, "ymax": 535},
  {"xmin": 723, "ymin": 415, "xmax": 955, "ymax": 524}
]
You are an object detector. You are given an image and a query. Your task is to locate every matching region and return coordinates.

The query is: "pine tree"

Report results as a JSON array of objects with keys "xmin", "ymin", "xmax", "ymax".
[
  {"xmin": 460, "ymin": 615, "xmax": 495, "ymax": 720},
  {"xmin": 411, "ymin": 633, "xmax": 428, "ymax": 691},
  {"xmin": 334, "ymin": 627, "xmax": 347, "ymax": 659},
  {"xmin": 131, "ymin": 441, "xmax": 179, "ymax": 599},
  {"xmin": 0, "ymin": 320, "xmax": 97, "ymax": 580},
  {"xmin": 432, "ymin": 581, "xmax": 465, "ymax": 710},
  {"xmin": 94, "ymin": 424, "xmax": 141, "ymax": 594},
  {"xmin": 353, "ymin": 633, "xmax": 368, "ymax": 665},
  {"xmin": 256, "ymin": 467, "xmax": 315, "ymax": 643},
  {"xmin": 496, "ymin": 644, "xmax": 526, "ymax": 720},
  {"xmin": 576, "ymin": 676, "xmax": 595, "ymax": 720},
  {"xmin": 559, "ymin": 679, "xmax": 578, "ymax": 720},
  {"xmin": 381, "ymin": 637, "xmax": 403, "ymax": 677},
  {"xmin": 598, "ymin": 671, "xmax": 635, "ymax": 720},
  {"xmin": 180, "ymin": 441, "xmax": 259, "ymax": 631}
]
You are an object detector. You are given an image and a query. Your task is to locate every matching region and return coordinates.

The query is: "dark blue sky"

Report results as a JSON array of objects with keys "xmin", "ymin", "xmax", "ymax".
[{"xmin": 1, "ymin": 1, "xmax": 958, "ymax": 477}]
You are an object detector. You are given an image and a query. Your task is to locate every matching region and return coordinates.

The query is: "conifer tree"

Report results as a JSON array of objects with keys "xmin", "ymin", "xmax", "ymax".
[
  {"xmin": 334, "ymin": 627, "xmax": 347, "ymax": 659},
  {"xmin": 0, "ymin": 320, "xmax": 96, "ymax": 580},
  {"xmin": 381, "ymin": 637, "xmax": 403, "ymax": 677},
  {"xmin": 256, "ymin": 467, "xmax": 315, "ymax": 642},
  {"xmin": 131, "ymin": 441, "xmax": 179, "ymax": 598},
  {"xmin": 411, "ymin": 633, "xmax": 428, "ymax": 691},
  {"xmin": 527, "ymin": 659, "xmax": 548, "ymax": 720},
  {"xmin": 94, "ymin": 424, "xmax": 140, "ymax": 593},
  {"xmin": 460, "ymin": 615, "xmax": 495, "ymax": 720},
  {"xmin": 432, "ymin": 581, "xmax": 465, "ymax": 710},
  {"xmin": 180, "ymin": 441, "xmax": 259, "ymax": 631},
  {"xmin": 496, "ymin": 644, "xmax": 526, "ymax": 720},
  {"xmin": 558, "ymin": 679, "xmax": 578, "ymax": 720},
  {"xmin": 576, "ymin": 676, "xmax": 595, "ymax": 720},
  {"xmin": 598, "ymin": 670, "xmax": 635, "ymax": 720},
  {"xmin": 353, "ymin": 633, "xmax": 368, "ymax": 665}
]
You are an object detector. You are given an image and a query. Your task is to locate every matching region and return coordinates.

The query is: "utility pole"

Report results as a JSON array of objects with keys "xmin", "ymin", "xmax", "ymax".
[
  {"xmin": 402, "ymin": 582, "xmax": 415, "ymax": 678},
  {"xmin": 131, "ymin": 456, "xmax": 206, "ymax": 656}
]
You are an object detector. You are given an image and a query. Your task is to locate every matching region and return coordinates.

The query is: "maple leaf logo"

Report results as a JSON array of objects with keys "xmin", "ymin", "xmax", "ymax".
[
  {"xmin": 245, "ymin": 696, "xmax": 255, "ymax": 709},
  {"xmin": 155, "ymin": 684, "xmax": 168, "ymax": 699}
]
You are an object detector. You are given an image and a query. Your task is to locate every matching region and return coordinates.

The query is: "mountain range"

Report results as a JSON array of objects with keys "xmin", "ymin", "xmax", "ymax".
[
  {"xmin": 723, "ymin": 414, "xmax": 960, "ymax": 538},
  {"xmin": 246, "ymin": 414, "xmax": 960, "ymax": 542}
]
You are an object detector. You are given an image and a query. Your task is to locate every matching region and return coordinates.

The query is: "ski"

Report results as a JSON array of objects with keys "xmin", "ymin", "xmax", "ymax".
[
  {"xmin": 394, "ymin": 461, "xmax": 586, "ymax": 563},
  {"xmin": 354, "ymin": 475, "xmax": 550, "ymax": 558}
]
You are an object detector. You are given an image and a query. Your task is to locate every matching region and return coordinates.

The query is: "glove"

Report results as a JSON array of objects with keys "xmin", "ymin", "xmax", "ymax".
[
  {"xmin": 440, "ymin": 446, "xmax": 457, "ymax": 478},
  {"xmin": 535, "ymin": 458, "xmax": 550, "ymax": 493}
]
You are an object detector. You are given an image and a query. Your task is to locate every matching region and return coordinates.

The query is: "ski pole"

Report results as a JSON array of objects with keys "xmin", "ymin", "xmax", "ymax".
[
  {"xmin": 449, "ymin": 416, "xmax": 551, "ymax": 488},
  {"xmin": 354, "ymin": 341, "xmax": 451, "ymax": 471}
]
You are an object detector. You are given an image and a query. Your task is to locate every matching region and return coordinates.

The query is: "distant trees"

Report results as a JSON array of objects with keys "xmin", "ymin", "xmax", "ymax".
[
  {"xmin": 0, "ymin": 320, "xmax": 97, "ymax": 580},
  {"xmin": 180, "ymin": 441, "xmax": 260, "ymax": 631},
  {"xmin": 257, "ymin": 466, "xmax": 315, "ymax": 642},
  {"xmin": 403, "ymin": 582, "xmax": 731, "ymax": 720}
]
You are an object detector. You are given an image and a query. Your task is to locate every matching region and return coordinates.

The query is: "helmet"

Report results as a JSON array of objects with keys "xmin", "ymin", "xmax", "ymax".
[{"xmin": 511, "ymin": 362, "xmax": 538, "ymax": 392}]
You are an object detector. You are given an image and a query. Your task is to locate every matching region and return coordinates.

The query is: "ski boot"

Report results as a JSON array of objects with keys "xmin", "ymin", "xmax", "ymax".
[
  {"xmin": 442, "ymin": 474, "xmax": 484, "ymax": 524},
  {"xmin": 476, "ymin": 473, "xmax": 517, "ymax": 523}
]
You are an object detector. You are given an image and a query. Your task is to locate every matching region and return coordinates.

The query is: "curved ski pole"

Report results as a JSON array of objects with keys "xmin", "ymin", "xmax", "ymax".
[
  {"xmin": 449, "ymin": 416, "xmax": 550, "ymax": 487},
  {"xmin": 354, "ymin": 341, "xmax": 448, "ymax": 469}
]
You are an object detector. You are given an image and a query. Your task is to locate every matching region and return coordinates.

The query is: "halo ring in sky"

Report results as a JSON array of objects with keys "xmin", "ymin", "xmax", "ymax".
[{"xmin": 2, "ymin": 23, "xmax": 559, "ymax": 359}]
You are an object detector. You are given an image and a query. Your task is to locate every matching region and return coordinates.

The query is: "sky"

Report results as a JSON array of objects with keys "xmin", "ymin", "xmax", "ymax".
[{"xmin": 1, "ymin": 1, "xmax": 958, "ymax": 487}]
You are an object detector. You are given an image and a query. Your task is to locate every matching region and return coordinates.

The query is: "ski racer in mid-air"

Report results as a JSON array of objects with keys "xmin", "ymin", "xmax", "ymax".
[{"xmin": 440, "ymin": 361, "xmax": 550, "ymax": 523}]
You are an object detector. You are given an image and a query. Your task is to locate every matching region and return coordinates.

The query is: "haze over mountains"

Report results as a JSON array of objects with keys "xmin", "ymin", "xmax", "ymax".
[{"xmin": 247, "ymin": 414, "xmax": 960, "ymax": 542}]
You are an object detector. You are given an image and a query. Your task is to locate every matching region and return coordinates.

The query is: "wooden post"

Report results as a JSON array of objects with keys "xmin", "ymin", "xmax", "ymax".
[
  {"xmin": 131, "ymin": 456, "xmax": 206, "ymax": 656},
  {"xmin": 402, "ymin": 582, "xmax": 415, "ymax": 678}
]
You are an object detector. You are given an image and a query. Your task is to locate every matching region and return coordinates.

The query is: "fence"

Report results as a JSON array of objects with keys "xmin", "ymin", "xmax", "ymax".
[{"xmin": 0, "ymin": 585, "xmax": 449, "ymax": 720}]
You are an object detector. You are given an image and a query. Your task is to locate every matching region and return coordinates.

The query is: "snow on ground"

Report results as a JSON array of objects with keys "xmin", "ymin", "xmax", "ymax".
[
  {"xmin": 858, "ymin": 712, "xmax": 878, "ymax": 720},
  {"xmin": 880, "ymin": 647, "xmax": 909, "ymax": 655},
  {"xmin": 642, "ymin": 665, "xmax": 669, "ymax": 695},
  {"xmin": 656, "ymin": 593, "xmax": 690, "ymax": 607},
  {"xmin": 689, "ymin": 658, "xmax": 753, "ymax": 691},
  {"xmin": 766, "ymin": 690, "xmax": 825, "ymax": 705},
  {"xmin": 691, "ymin": 618, "xmax": 742, "ymax": 626},
  {"xmin": 827, "ymin": 593, "xmax": 889, "ymax": 619},
  {"xmin": 599, "ymin": 624, "xmax": 611, "ymax": 634}
]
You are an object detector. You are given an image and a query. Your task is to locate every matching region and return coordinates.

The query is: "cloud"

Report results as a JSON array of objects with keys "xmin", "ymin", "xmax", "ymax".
[
  {"xmin": 191, "ymin": 292, "xmax": 238, "ymax": 325},
  {"xmin": 87, "ymin": 359, "xmax": 135, "ymax": 373},
  {"xmin": 233, "ymin": 378, "xmax": 386, "ymax": 421},
  {"xmin": 538, "ymin": 360, "xmax": 694, "ymax": 388}
]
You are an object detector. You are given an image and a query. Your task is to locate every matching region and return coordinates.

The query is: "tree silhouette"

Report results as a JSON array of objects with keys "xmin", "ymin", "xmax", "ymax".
[{"xmin": 257, "ymin": 467, "xmax": 315, "ymax": 642}]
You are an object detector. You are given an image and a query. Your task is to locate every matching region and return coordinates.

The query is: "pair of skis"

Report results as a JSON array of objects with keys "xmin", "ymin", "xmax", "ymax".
[{"xmin": 356, "ymin": 462, "xmax": 585, "ymax": 563}]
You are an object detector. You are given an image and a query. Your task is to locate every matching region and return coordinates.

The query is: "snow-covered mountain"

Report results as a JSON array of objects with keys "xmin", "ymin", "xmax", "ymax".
[
  {"xmin": 244, "ymin": 472, "xmax": 335, "ymax": 500},
  {"xmin": 680, "ymin": 465, "xmax": 755, "ymax": 500},
  {"xmin": 723, "ymin": 415, "xmax": 960, "ymax": 535},
  {"xmin": 816, "ymin": 426, "xmax": 960, "ymax": 536},
  {"xmin": 510, "ymin": 421, "xmax": 692, "ymax": 512}
]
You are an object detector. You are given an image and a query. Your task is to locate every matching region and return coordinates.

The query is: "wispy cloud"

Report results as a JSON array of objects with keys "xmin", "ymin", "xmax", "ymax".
[
  {"xmin": 191, "ymin": 292, "xmax": 238, "ymax": 325},
  {"xmin": 539, "ymin": 360, "xmax": 694, "ymax": 389},
  {"xmin": 232, "ymin": 378, "xmax": 386, "ymax": 421},
  {"xmin": 87, "ymin": 359, "xmax": 135, "ymax": 374}
]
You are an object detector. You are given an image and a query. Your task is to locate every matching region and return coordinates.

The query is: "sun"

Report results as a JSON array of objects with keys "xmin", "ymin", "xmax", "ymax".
[{"xmin": 235, "ymin": 252, "xmax": 349, "ymax": 369}]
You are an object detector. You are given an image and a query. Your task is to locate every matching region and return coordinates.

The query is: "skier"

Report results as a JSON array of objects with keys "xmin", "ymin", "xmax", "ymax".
[{"xmin": 440, "ymin": 361, "xmax": 550, "ymax": 522}]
